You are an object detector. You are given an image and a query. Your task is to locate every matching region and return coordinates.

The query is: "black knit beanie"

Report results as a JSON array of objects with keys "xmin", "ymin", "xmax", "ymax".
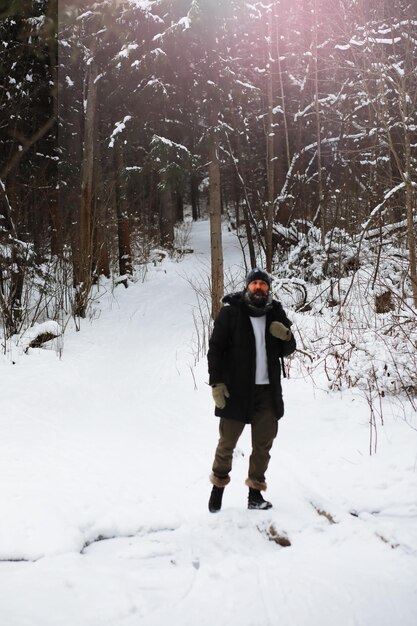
[{"xmin": 245, "ymin": 268, "xmax": 271, "ymax": 289}]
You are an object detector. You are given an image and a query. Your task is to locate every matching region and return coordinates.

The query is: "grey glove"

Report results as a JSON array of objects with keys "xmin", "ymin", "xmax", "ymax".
[
  {"xmin": 211, "ymin": 383, "xmax": 230, "ymax": 409},
  {"xmin": 269, "ymin": 321, "xmax": 292, "ymax": 341}
]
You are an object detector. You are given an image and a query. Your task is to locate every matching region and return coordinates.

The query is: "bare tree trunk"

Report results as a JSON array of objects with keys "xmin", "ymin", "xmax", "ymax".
[
  {"xmin": 92, "ymin": 128, "xmax": 110, "ymax": 280},
  {"xmin": 208, "ymin": 102, "xmax": 224, "ymax": 319},
  {"xmin": 274, "ymin": 14, "xmax": 291, "ymax": 171},
  {"xmin": 228, "ymin": 97, "xmax": 256, "ymax": 268},
  {"xmin": 190, "ymin": 173, "xmax": 199, "ymax": 221},
  {"xmin": 114, "ymin": 142, "xmax": 133, "ymax": 286},
  {"xmin": 265, "ymin": 9, "xmax": 275, "ymax": 273},
  {"xmin": 402, "ymin": 34, "xmax": 417, "ymax": 307},
  {"xmin": 312, "ymin": 0, "xmax": 325, "ymax": 243},
  {"xmin": 60, "ymin": 66, "xmax": 83, "ymax": 287},
  {"xmin": 383, "ymin": 28, "xmax": 417, "ymax": 308},
  {"xmin": 242, "ymin": 203, "xmax": 256, "ymax": 268},
  {"xmin": 49, "ymin": 198, "xmax": 63, "ymax": 257},
  {"xmin": 159, "ymin": 178, "xmax": 175, "ymax": 248},
  {"xmin": 9, "ymin": 246, "xmax": 25, "ymax": 333},
  {"xmin": 404, "ymin": 144, "xmax": 417, "ymax": 307},
  {"xmin": 74, "ymin": 58, "xmax": 97, "ymax": 317},
  {"xmin": 378, "ymin": 124, "xmax": 417, "ymax": 308},
  {"xmin": 0, "ymin": 180, "xmax": 24, "ymax": 336},
  {"xmin": 405, "ymin": 188, "xmax": 417, "ymax": 306}
]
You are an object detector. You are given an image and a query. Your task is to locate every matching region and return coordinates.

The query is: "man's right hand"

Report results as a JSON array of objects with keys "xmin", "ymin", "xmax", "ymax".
[{"xmin": 211, "ymin": 383, "xmax": 230, "ymax": 409}]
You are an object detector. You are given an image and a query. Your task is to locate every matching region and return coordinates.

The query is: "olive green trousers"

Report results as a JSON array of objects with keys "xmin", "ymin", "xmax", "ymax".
[{"xmin": 211, "ymin": 385, "xmax": 278, "ymax": 491}]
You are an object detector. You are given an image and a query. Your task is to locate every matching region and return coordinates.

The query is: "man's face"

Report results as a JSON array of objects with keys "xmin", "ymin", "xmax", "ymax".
[{"xmin": 247, "ymin": 280, "xmax": 269, "ymax": 305}]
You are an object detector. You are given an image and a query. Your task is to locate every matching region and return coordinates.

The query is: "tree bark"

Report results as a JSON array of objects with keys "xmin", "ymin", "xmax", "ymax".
[
  {"xmin": 115, "ymin": 142, "xmax": 133, "ymax": 286},
  {"xmin": 265, "ymin": 9, "xmax": 275, "ymax": 273},
  {"xmin": 190, "ymin": 173, "xmax": 200, "ymax": 221},
  {"xmin": 228, "ymin": 96, "xmax": 256, "ymax": 268},
  {"xmin": 208, "ymin": 102, "xmax": 224, "ymax": 319},
  {"xmin": 404, "ymin": 152, "xmax": 417, "ymax": 307},
  {"xmin": 74, "ymin": 57, "xmax": 98, "ymax": 316},
  {"xmin": 159, "ymin": 179, "xmax": 175, "ymax": 247},
  {"xmin": 92, "ymin": 123, "xmax": 110, "ymax": 280},
  {"xmin": 312, "ymin": 0, "xmax": 325, "ymax": 243},
  {"xmin": 402, "ymin": 34, "xmax": 417, "ymax": 307}
]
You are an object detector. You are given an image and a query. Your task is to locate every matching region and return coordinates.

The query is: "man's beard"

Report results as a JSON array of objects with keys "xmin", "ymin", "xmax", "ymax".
[{"xmin": 247, "ymin": 290, "xmax": 269, "ymax": 307}]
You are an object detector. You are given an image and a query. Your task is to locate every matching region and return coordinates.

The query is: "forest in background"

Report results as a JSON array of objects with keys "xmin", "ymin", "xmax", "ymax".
[{"xmin": 0, "ymin": 0, "xmax": 416, "ymax": 407}]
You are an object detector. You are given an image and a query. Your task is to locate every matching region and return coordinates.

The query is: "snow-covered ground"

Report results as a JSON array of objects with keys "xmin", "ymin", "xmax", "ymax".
[{"xmin": 1, "ymin": 221, "xmax": 417, "ymax": 626}]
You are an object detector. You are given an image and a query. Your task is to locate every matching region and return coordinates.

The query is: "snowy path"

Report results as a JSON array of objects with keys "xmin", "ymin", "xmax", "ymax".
[{"xmin": 1, "ymin": 221, "xmax": 417, "ymax": 625}]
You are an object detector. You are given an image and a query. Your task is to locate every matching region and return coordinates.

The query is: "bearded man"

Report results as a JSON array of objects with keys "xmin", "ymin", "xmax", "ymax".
[{"xmin": 207, "ymin": 268, "xmax": 296, "ymax": 512}]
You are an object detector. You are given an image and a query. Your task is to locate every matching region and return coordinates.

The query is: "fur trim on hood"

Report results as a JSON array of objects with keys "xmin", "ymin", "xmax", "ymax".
[
  {"xmin": 222, "ymin": 290, "xmax": 274, "ymax": 317},
  {"xmin": 221, "ymin": 291, "xmax": 245, "ymax": 305}
]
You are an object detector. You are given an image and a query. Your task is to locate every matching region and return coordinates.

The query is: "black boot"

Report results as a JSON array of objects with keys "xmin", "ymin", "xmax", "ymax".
[
  {"xmin": 208, "ymin": 485, "xmax": 224, "ymax": 513},
  {"xmin": 248, "ymin": 488, "xmax": 272, "ymax": 510}
]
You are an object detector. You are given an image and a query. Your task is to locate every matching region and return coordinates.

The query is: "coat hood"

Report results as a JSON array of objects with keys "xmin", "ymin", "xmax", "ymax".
[
  {"xmin": 221, "ymin": 290, "xmax": 291, "ymax": 321},
  {"xmin": 221, "ymin": 291, "xmax": 245, "ymax": 306}
]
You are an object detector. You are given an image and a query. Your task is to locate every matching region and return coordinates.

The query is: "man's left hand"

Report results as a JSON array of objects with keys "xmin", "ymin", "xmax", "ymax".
[{"xmin": 269, "ymin": 321, "xmax": 292, "ymax": 341}]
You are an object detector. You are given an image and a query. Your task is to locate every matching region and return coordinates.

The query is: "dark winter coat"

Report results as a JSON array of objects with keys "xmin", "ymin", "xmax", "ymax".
[{"xmin": 207, "ymin": 291, "xmax": 296, "ymax": 423}]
